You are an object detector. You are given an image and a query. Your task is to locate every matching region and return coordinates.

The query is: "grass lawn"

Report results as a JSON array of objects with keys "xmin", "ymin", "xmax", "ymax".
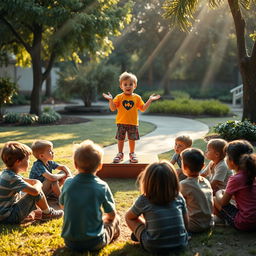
[{"xmin": 0, "ymin": 116, "xmax": 256, "ymax": 256}]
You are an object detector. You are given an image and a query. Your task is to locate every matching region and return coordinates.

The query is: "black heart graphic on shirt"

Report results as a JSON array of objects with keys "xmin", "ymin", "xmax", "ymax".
[{"xmin": 122, "ymin": 100, "xmax": 134, "ymax": 110}]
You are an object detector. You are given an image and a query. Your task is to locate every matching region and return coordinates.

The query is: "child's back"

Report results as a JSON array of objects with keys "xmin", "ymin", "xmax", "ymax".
[
  {"xmin": 61, "ymin": 173, "xmax": 115, "ymax": 243},
  {"xmin": 60, "ymin": 140, "xmax": 119, "ymax": 252},
  {"xmin": 125, "ymin": 161, "xmax": 188, "ymax": 254},
  {"xmin": 180, "ymin": 148, "xmax": 213, "ymax": 232},
  {"xmin": 180, "ymin": 175, "xmax": 213, "ymax": 231}
]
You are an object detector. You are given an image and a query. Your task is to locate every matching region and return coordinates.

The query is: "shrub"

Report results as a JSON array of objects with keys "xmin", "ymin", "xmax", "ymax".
[
  {"xmin": 0, "ymin": 77, "xmax": 17, "ymax": 116},
  {"xmin": 148, "ymin": 99, "xmax": 229, "ymax": 116},
  {"xmin": 171, "ymin": 90, "xmax": 190, "ymax": 99},
  {"xmin": 38, "ymin": 110, "xmax": 61, "ymax": 124},
  {"xmin": 214, "ymin": 120, "xmax": 256, "ymax": 142},
  {"xmin": 3, "ymin": 112, "xmax": 20, "ymax": 123},
  {"xmin": 19, "ymin": 113, "xmax": 38, "ymax": 125}
]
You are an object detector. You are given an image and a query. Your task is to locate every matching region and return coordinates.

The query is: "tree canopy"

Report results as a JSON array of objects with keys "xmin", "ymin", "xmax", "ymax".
[
  {"xmin": 0, "ymin": 0, "xmax": 132, "ymax": 114},
  {"xmin": 163, "ymin": 0, "xmax": 256, "ymax": 122}
]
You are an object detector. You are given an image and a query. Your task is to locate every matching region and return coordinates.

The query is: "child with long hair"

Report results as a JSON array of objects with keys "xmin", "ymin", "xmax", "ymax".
[
  {"xmin": 125, "ymin": 161, "xmax": 188, "ymax": 254},
  {"xmin": 214, "ymin": 140, "xmax": 256, "ymax": 231}
]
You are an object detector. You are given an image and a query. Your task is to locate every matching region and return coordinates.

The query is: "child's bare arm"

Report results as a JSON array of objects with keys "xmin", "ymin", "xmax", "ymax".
[
  {"xmin": 57, "ymin": 165, "xmax": 72, "ymax": 177},
  {"xmin": 102, "ymin": 92, "xmax": 117, "ymax": 111},
  {"xmin": 103, "ymin": 210, "xmax": 116, "ymax": 223},
  {"xmin": 183, "ymin": 212, "xmax": 189, "ymax": 230},
  {"xmin": 141, "ymin": 94, "xmax": 160, "ymax": 112},
  {"xmin": 210, "ymin": 180, "xmax": 222, "ymax": 193},
  {"xmin": 42, "ymin": 170, "xmax": 66, "ymax": 182},
  {"xmin": 22, "ymin": 178, "xmax": 42, "ymax": 196}
]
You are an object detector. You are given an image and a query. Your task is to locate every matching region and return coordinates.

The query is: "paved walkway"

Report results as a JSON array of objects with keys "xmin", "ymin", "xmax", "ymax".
[
  {"xmin": 81, "ymin": 114, "xmax": 208, "ymax": 159},
  {"xmin": 5, "ymin": 102, "xmax": 209, "ymax": 159}
]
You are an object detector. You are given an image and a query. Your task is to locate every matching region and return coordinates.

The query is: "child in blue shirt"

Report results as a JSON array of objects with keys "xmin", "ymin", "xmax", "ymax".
[
  {"xmin": 0, "ymin": 141, "xmax": 63, "ymax": 224},
  {"xmin": 29, "ymin": 140, "xmax": 71, "ymax": 199},
  {"xmin": 60, "ymin": 140, "xmax": 120, "ymax": 252}
]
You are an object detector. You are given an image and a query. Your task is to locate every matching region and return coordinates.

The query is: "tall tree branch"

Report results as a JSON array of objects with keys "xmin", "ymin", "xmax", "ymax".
[
  {"xmin": 0, "ymin": 17, "xmax": 32, "ymax": 53},
  {"xmin": 227, "ymin": 0, "xmax": 247, "ymax": 61}
]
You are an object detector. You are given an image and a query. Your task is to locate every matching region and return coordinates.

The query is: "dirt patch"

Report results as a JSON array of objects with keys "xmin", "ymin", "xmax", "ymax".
[{"xmin": 0, "ymin": 116, "xmax": 90, "ymax": 127}]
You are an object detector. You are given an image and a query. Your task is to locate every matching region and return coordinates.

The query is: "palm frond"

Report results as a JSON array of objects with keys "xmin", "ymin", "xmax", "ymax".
[
  {"xmin": 239, "ymin": 0, "xmax": 251, "ymax": 9},
  {"xmin": 162, "ymin": 0, "xmax": 199, "ymax": 31},
  {"xmin": 209, "ymin": 0, "xmax": 225, "ymax": 8}
]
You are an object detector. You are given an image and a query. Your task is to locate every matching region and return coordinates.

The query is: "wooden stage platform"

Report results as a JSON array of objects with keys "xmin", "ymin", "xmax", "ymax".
[{"xmin": 97, "ymin": 154, "xmax": 159, "ymax": 179}]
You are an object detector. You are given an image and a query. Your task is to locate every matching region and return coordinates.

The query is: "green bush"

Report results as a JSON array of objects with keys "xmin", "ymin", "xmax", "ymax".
[
  {"xmin": 0, "ymin": 77, "xmax": 17, "ymax": 116},
  {"xmin": 171, "ymin": 90, "xmax": 190, "ymax": 99},
  {"xmin": 19, "ymin": 113, "xmax": 38, "ymax": 125},
  {"xmin": 3, "ymin": 112, "xmax": 20, "ymax": 123},
  {"xmin": 214, "ymin": 120, "xmax": 256, "ymax": 142},
  {"xmin": 148, "ymin": 99, "xmax": 230, "ymax": 116},
  {"xmin": 10, "ymin": 93, "xmax": 29, "ymax": 105},
  {"xmin": 38, "ymin": 110, "xmax": 61, "ymax": 124}
]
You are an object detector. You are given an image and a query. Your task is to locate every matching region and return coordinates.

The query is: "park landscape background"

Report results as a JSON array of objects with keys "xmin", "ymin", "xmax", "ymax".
[{"xmin": 1, "ymin": 0, "xmax": 256, "ymax": 255}]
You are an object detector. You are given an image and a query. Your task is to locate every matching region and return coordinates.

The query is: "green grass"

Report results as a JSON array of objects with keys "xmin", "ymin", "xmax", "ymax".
[{"xmin": 1, "ymin": 116, "xmax": 256, "ymax": 256}]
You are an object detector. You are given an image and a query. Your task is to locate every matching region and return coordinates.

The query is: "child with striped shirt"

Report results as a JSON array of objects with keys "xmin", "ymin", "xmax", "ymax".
[{"xmin": 125, "ymin": 161, "xmax": 188, "ymax": 254}]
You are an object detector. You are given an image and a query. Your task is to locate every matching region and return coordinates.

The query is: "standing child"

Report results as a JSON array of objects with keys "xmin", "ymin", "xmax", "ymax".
[
  {"xmin": 125, "ymin": 161, "xmax": 188, "ymax": 254},
  {"xmin": 29, "ymin": 140, "xmax": 72, "ymax": 199},
  {"xmin": 171, "ymin": 135, "xmax": 192, "ymax": 181},
  {"xmin": 60, "ymin": 140, "xmax": 120, "ymax": 252},
  {"xmin": 0, "ymin": 141, "xmax": 63, "ymax": 224},
  {"xmin": 103, "ymin": 71, "xmax": 160, "ymax": 163},
  {"xmin": 202, "ymin": 139, "xmax": 233, "ymax": 194},
  {"xmin": 180, "ymin": 148, "xmax": 213, "ymax": 232},
  {"xmin": 214, "ymin": 140, "xmax": 256, "ymax": 231}
]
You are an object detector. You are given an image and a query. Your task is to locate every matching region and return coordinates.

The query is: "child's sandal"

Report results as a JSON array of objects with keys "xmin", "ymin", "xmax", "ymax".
[
  {"xmin": 113, "ymin": 152, "xmax": 124, "ymax": 163},
  {"xmin": 129, "ymin": 153, "xmax": 138, "ymax": 163}
]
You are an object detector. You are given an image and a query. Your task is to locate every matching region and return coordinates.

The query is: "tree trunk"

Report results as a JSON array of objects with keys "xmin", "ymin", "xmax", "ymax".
[
  {"xmin": 82, "ymin": 95, "xmax": 92, "ymax": 107},
  {"xmin": 240, "ymin": 60, "xmax": 256, "ymax": 122},
  {"xmin": 45, "ymin": 72, "xmax": 52, "ymax": 97},
  {"xmin": 30, "ymin": 30, "xmax": 43, "ymax": 115}
]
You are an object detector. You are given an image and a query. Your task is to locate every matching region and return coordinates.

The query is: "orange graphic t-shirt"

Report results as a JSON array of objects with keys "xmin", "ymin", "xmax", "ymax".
[{"xmin": 113, "ymin": 93, "xmax": 145, "ymax": 126}]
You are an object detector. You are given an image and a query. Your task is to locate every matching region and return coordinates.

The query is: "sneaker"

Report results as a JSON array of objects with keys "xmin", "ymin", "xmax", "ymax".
[
  {"xmin": 113, "ymin": 152, "xmax": 124, "ymax": 163},
  {"xmin": 129, "ymin": 153, "xmax": 138, "ymax": 163},
  {"xmin": 42, "ymin": 207, "xmax": 63, "ymax": 220}
]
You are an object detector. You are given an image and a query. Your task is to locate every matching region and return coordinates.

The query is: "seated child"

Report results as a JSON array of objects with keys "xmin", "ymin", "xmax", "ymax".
[
  {"xmin": 214, "ymin": 140, "xmax": 256, "ymax": 231},
  {"xmin": 180, "ymin": 148, "xmax": 213, "ymax": 232},
  {"xmin": 171, "ymin": 135, "xmax": 192, "ymax": 181},
  {"xmin": 201, "ymin": 139, "xmax": 233, "ymax": 194},
  {"xmin": 125, "ymin": 161, "xmax": 188, "ymax": 254},
  {"xmin": 29, "ymin": 140, "xmax": 72, "ymax": 198},
  {"xmin": 0, "ymin": 141, "xmax": 63, "ymax": 224},
  {"xmin": 60, "ymin": 140, "xmax": 120, "ymax": 252}
]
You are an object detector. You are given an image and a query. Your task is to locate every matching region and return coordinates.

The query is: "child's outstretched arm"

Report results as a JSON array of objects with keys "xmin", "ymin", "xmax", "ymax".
[
  {"xmin": 102, "ymin": 92, "xmax": 117, "ymax": 111},
  {"xmin": 141, "ymin": 93, "xmax": 161, "ymax": 112}
]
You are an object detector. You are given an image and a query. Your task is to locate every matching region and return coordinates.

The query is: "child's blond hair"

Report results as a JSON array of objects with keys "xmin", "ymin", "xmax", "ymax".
[
  {"xmin": 119, "ymin": 71, "xmax": 137, "ymax": 85},
  {"xmin": 74, "ymin": 140, "xmax": 103, "ymax": 173},
  {"xmin": 31, "ymin": 140, "xmax": 53, "ymax": 159},
  {"xmin": 175, "ymin": 135, "xmax": 192, "ymax": 147},
  {"xmin": 1, "ymin": 141, "xmax": 32, "ymax": 168},
  {"xmin": 207, "ymin": 139, "xmax": 227, "ymax": 160}
]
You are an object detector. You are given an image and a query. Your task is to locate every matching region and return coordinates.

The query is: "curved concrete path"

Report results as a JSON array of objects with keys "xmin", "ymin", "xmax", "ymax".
[{"xmin": 84, "ymin": 114, "xmax": 209, "ymax": 157}]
